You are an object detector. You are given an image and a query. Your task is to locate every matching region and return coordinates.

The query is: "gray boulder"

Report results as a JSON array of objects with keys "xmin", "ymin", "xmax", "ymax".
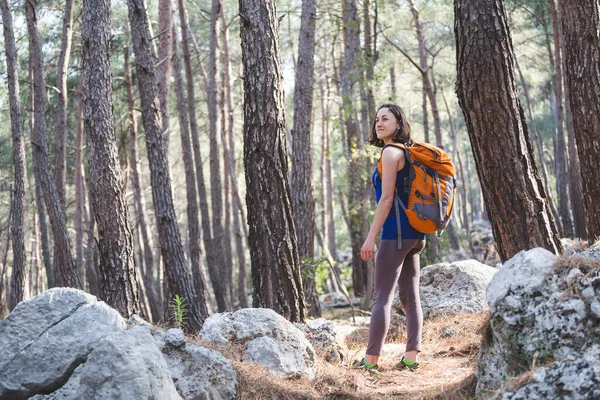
[
  {"xmin": 0, "ymin": 288, "xmax": 126, "ymax": 400},
  {"xmin": 164, "ymin": 342, "xmax": 238, "ymax": 400},
  {"xmin": 419, "ymin": 259, "xmax": 498, "ymax": 319},
  {"xmin": 470, "ymin": 219, "xmax": 501, "ymax": 266},
  {"xmin": 499, "ymin": 349, "xmax": 600, "ymax": 400},
  {"xmin": 296, "ymin": 318, "xmax": 343, "ymax": 364},
  {"xmin": 318, "ymin": 292, "xmax": 360, "ymax": 309},
  {"xmin": 201, "ymin": 308, "xmax": 316, "ymax": 380},
  {"xmin": 580, "ymin": 242, "xmax": 600, "ymax": 261},
  {"xmin": 31, "ymin": 328, "xmax": 180, "ymax": 400},
  {"xmin": 164, "ymin": 328, "xmax": 186, "ymax": 349},
  {"xmin": 476, "ymin": 248, "xmax": 600, "ymax": 394}
]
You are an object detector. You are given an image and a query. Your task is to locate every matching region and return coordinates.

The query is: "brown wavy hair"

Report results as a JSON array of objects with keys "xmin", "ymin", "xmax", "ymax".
[{"xmin": 368, "ymin": 104, "xmax": 412, "ymax": 147}]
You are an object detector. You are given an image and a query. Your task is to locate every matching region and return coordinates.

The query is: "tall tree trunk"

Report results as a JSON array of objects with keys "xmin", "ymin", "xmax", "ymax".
[
  {"xmin": 558, "ymin": 0, "xmax": 600, "ymax": 241},
  {"xmin": 363, "ymin": 0, "xmax": 376, "ymax": 119},
  {"xmin": 0, "ymin": 211, "xmax": 12, "ymax": 314},
  {"xmin": 53, "ymin": 0, "xmax": 75, "ymax": 211},
  {"xmin": 28, "ymin": 63, "xmax": 53, "ymax": 289},
  {"xmin": 26, "ymin": 0, "xmax": 82, "ymax": 288},
  {"xmin": 85, "ymin": 178, "xmax": 100, "ymax": 296},
  {"xmin": 291, "ymin": 0, "xmax": 318, "ymax": 317},
  {"xmin": 558, "ymin": 6, "xmax": 587, "ymax": 240},
  {"xmin": 342, "ymin": 0, "xmax": 368, "ymax": 298},
  {"xmin": 239, "ymin": 0, "xmax": 306, "ymax": 322},
  {"xmin": 548, "ymin": 0, "xmax": 573, "ymax": 238},
  {"xmin": 157, "ymin": 0, "xmax": 172, "ymax": 147},
  {"xmin": 515, "ymin": 55, "xmax": 563, "ymax": 236},
  {"xmin": 82, "ymin": 0, "xmax": 140, "ymax": 316},
  {"xmin": 172, "ymin": 26, "xmax": 211, "ymax": 318},
  {"xmin": 219, "ymin": 37, "xmax": 234, "ymax": 305},
  {"xmin": 455, "ymin": 0, "xmax": 562, "ymax": 261},
  {"xmin": 127, "ymin": 0, "xmax": 206, "ymax": 330},
  {"xmin": 177, "ymin": 0, "xmax": 230, "ymax": 313},
  {"xmin": 408, "ymin": 0, "xmax": 442, "ymax": 147},
  {"xmin": 2, "ymin": 0, "xmax": 28, "ymax": 309},
  {"xmin": 318, "ymin": 74, "xmax": 338, "ymax": 293},
  {"xmin": 31, "ymin": 214, "xmax": 41, "ymax": 295},
  {"xmin": 124, "ymin": 45, "xmax": 161, "ymax": 322},
  {"xmin": 219, "ymin": 5, "xmax": 248, "ymax": 308},
  {"xmin": 208, "ymin": 0, "xmax": 231, "ymax": 310},
  {"xmin": 322, "ymin": 67, "xmax": 338, "ymax": 266},
  {"xmin": 34, "ymin": 168, "xmax": 53, "ymax": 288},
  {"xmin": 74, "ymin": 86, "xmax": 86, "ymax": 274}
]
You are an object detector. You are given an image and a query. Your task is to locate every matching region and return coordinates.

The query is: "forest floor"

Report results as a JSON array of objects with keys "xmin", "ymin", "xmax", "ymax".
[{"xmin": 201, "ymin": 307, "xmax": 488, "ymax": 400}]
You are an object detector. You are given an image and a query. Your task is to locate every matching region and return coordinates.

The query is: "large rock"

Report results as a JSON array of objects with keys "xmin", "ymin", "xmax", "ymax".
[
  {"xmin": 31, "ymin": 328, "xmax": 180, "ymax": 400},
  {"xmin": 1, "ymin": 288, "xmax": 239, "ymax": 400},
  {"xmin": 470, "ymin": 219, "xmax": 501, "ymax": 266},
  {"xmin": 499, "ymin": 349, "xmax": 600, "ymax": 400},
  {"xmin": 296, "ymin": 318, "xmax": 343, "ymax": 364},
  {"xmin": 418, "ymin": 259, "xmax": 498, "ymax": 319},
  {"xmin": 318, "ymin": 292, "xmax": 360, "ymax": 309},
  {"xmin": 580, "ymin": 241, "xmax": 600, "ymax": 261},
  {"xmin": 476, "ymin": 248, "xmax": 600, "ymax": 394},
  {"xmin": 163, "ymin": 342, "xmax": 238, "ymax": 400},
  {"xmin": 201, "ymin": 308, "xmax": 316, "ymax": 380},
  {"xmin": 0, "ymin": 288, "xmax": 126, "ymax": 400}
]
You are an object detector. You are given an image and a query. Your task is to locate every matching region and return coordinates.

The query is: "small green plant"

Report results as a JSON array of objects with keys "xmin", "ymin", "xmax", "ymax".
[{"xmin": 169, "ymin": 295, "xmax": 188, "ymax": 330}]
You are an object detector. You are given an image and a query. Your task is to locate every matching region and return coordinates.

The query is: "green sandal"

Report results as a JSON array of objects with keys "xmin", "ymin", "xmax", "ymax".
[
  {"xmin": 355, "ymin": 358, "xmax": 381, "ymax": 383},
  {"xmin": 394, "ymin": 356, "xmax": 419, "ymax": 371}
]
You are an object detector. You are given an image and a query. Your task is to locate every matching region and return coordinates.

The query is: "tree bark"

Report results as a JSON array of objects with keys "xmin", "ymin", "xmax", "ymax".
[
  {"xmin": 239, "ymin": 0, "xmax": 306, "ymax": 322},
  {"xmin": 127, "ymin": 0, "xmax": 206, "ymax": 330},
  {"xmin": 2, "ymin": 0, "xmax": 28, "ymax": 310},
  {"xmin": 173, "ymin": 26, "xmax": 211, "ymax": 318},
  {"xmin": 548, "ymin": 0, "xmax": 573, "ymax": 238},
  {"xmin": 27, "ymin": 62, "xmax": 53, "ymax": 290},
  {"xmin": 208, "ymin": 0, "xmax": 231, "ymax": 310},
  {"xmin": 363, "ymin": 0, "xmax": 376, "ymax": 119},
  {"xmin": 219, "ymin": 5, "xmax": 248, "ymax": 308},
  {"xmin": 82, "ymin": 0, "xmax": 140, "ymax": 316},
  {"xmin": 177, "ymin": 0, "xmax": 230, "ymax": 313},
  {"xmin": 455, "ymin": 0, "xmax": 562, "ymax": 261},
  {"xmin": 558, "ymin": 6, "xmax": 587, "ymax": 240},
  {"xmin": 408, "ymin": 0, "xmax": 442, "ymax": 147},
  {"xmin": 515, "ymin": 55, "xmax": 563, "ymax": 236},
  {"xmin": 342, "ymin": 0, "xmax": 368, "ymax": 298},
  {"xmin": 26, "ymin": 0, "xmax": 82, "ymax": 289},
  {"xmin": 124, "ymin": 45, "xmax": 161, "ymax": 322},
  {"xmin": 0, "ymin": 212, "xmax": 12, "ymax": 314},
  {"xmin": 74, "ymin": 86, "xmax": 86, "ymax": 276},
  {"xmin": 53, "ymin": 0, "xmax": 75, "ymax": 211},
  {"xmin": 85, "ymin": 177, "xmax": 100, "ymax": 296},
  {"xmin": 558, "ymin": 0, "xmax": 600, "ymax": 241},
  {"xmin": 291, "ymin": 0, "xmax": 318, "ymax": 317},
  {"xmin": 157, "ymin": 0, "xmax": 172, "ymax": 146}
]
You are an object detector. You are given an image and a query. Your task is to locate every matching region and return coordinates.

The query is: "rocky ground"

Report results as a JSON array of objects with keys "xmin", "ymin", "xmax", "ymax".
[
  {"xmin": 226, "ymin": 310, "xmax": 486, "ymax": 400},
  {"xmin": 2, "ymin": 229, "xmax": 599, "ymax": 399}
]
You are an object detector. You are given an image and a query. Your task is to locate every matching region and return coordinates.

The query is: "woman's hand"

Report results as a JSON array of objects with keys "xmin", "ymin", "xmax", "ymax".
[{"xmin": 361, "ymin": 236, "xmax": 376, "ymax": 261}]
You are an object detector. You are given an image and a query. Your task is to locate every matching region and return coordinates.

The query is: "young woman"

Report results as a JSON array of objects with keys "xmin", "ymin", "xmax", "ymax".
[{"xmin": 358, "ymin": 104, "xmax": 426, "ymax": 373}]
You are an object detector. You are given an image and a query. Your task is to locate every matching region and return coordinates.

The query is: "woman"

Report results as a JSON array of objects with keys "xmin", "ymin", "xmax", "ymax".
[{"xmin": 358, "ymin": 104, "xmax": 426, "ymax": 374}]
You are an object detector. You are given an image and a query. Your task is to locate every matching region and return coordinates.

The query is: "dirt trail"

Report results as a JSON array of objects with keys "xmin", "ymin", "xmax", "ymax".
[{"xmin": 233, "ymin": 310, "xmax": 486, "ymax": 399}]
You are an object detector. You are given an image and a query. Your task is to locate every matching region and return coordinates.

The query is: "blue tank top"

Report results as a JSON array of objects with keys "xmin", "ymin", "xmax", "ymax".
[{"xmin": 372, "ymin": 163, "xmax": 426, "ymax": 241}]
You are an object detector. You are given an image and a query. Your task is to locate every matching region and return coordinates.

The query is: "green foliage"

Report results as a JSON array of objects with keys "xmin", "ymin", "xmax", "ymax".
[
  {"xmin": 169, "ymin": 295, "xmax": 188, "ymax": 330},
  {"xmin": 301, "ymin": 256, "xmax": 331, "ymax": 294}
]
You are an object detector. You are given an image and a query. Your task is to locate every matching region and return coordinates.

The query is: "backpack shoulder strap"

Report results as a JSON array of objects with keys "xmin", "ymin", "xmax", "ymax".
[{"xmin": 377, "ymin": 142, "xmax": 407, "ymax": 179}]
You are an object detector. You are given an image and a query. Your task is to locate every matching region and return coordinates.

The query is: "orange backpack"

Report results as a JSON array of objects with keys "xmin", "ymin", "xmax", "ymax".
[{"xmin": 377, "ymin": 142, "xmax": 457, "ymax": 248}]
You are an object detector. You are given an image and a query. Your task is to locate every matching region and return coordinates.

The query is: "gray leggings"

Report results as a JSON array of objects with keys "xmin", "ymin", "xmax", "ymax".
[{"xmin": 366, "ymin": 239, "xmax": 426, "ymax": 356}]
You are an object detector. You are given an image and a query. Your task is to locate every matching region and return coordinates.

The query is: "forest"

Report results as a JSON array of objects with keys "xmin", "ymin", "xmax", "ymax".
[{"xmin": 0, "ymin": 0, "xmax": 598, "ymax": 331}]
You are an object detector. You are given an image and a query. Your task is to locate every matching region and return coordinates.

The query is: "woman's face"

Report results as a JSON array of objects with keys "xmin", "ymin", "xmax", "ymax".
[{"xmin": 375, "ymin": 108, "xmax": 399, "ymax": 141}]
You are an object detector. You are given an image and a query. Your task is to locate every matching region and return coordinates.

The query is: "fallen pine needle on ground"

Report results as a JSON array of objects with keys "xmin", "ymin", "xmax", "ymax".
[{"xmin": 194, "ymin": 310, "xmax": 488, "ymax": 400}]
